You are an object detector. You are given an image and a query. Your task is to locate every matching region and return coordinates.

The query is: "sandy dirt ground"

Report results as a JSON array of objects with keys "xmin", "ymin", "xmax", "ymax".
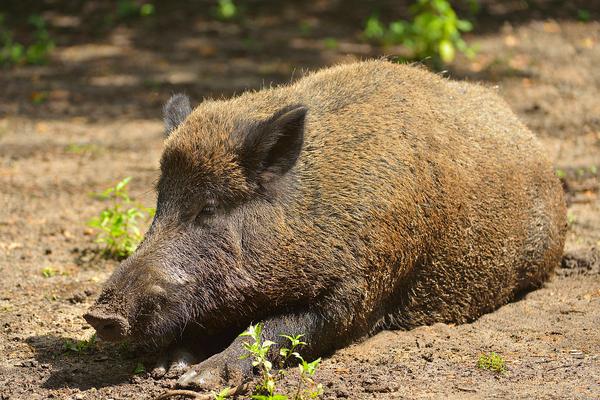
[{"xmin": 0, "ymin": 1, "xmax": 599, "ymax": 399}]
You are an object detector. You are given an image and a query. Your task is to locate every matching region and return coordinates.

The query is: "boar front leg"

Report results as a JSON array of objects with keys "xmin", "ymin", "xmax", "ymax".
[{"xmin": 177, "ymin": 310, "xmax": 357, "ymax": 390}]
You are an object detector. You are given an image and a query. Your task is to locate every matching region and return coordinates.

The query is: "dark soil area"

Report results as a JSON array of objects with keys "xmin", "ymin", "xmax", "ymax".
[{"xmin": 1, "ymin": 1, "xmax": 599, "ymax": 399}]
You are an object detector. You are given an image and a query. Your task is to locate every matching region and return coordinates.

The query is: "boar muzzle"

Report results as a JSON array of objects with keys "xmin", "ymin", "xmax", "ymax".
[{"xmin": 84, "ymin": 311, "xmax": 130, "ymax": 341}]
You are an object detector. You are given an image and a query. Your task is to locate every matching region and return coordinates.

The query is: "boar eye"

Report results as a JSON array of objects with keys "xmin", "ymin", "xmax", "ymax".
[{"xmin": 198, "ymin": 200, "xmax": 217, "ymax": 217}]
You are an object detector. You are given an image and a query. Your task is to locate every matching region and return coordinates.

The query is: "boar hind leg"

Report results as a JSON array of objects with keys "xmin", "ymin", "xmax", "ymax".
[{"xmin": 177, "ymin": 310, "xmax": 356, "ymax": 390}]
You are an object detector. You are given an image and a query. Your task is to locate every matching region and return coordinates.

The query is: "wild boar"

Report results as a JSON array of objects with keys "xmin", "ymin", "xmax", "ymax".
[{"xmin": 84, "ymin": 60, "xmax": 567, "ymax": 389}]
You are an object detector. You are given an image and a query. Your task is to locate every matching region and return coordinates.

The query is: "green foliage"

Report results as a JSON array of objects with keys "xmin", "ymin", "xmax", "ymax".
[
  {"xmin": 567, "ymin": 210, "xmax": 576, "ymax": 226},
  {"xmin": 477, "ymin": 352, "xmax": 506, "ymax": 373},
  {"xmin": 214, "ymin": 387, "xmax": 232, "ymax": 400},
  {"xmin": 41, "ymin": 266, "xmax": 57, "ymax": 278},
  {"xmin": 116, "ymin": 0, "xmax": 155, "ymax": 19},
  {"xmin": 238, "ymin": 324, "xmax": 323, "ymax": 400},
  {"xmin": 87, "ymin": 177, "xmax": 155, "ymax": 260},
  {"xmin": 0, "ymin": 13, "xmax": 54, "ymax": 66},
  {"xmin": 322, "ymin": 38, "xmax": 338, "ymax": 50},
  {"xmin": 364, "ymin": 0, "xmax": 474, "ymax": 64},
  {"xmin": 133, "ymin": 362, "xmax": 146, "ymax": 374},
  {"xmin": 64, "ymin": 334, "xmax": 97, "ymax": 354},
  {"xmin": 577, "ymin": 9, "xmax": 591, "ymax": 22},
  {"xmin": 216, "ymin": 0, "xmax": 237, "ymax": 20},
  {"xmin": 41, "ymin": 266, "xmax": 68, "ymax": 278}
]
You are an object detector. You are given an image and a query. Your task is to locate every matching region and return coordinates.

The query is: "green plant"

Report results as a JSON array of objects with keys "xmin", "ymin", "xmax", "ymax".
[
  {"xmin": 116, "ymin": 0, "xmax": 155, "ymax": 19},
  {"xmin": 214, "ymin": 387, "xmax": 232, "ymax": 400},
  {"xmin": 322, "ymin": 38, "xmax": 338, "ymax": 50},
  {"xmin": 216, "ymin": 0, "xmax": 237, "ymax": 20},
  {"xmin": 477, "ymin": 352, "xmax": 506, "ymax": 373},
  {"xmin": 64, "ymin": 334, "xmax": 97, "ymax": 354},
  {"xmin": 0, "ymin": 13, "xmax": 55, "ymax": 66},
  {"xmin": 239, "ymin": 324, "xmax": 323, "ymax": 400},
  {"xmin": 133, "ymin": 362, "xmax": 146, "ymax": 374},
  {"xmin": 364, "ymin": 0, "xmax": 474, "ymax": 64},
  {"xmin": 87, "ymin": 177, "xmax": 155, "ymax": 259},
  {"xmin": 567, "ymin": 210, "xmax": 576, "ymax": 226},
  {"xmin": 577, "ymin": 9, "xmax": 591, "ymax": 22},
  {"xmin": 41, "ymin": 266, "xmax": 57, "ymax": 278},
  {"xmin": 240, "ymin": 324, "xmax": 280, "ymax": 398}
]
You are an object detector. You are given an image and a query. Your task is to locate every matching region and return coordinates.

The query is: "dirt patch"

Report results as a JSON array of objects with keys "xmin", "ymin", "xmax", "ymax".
[{"xmin": 1, "ymin": 2, "xmax": 599, "ymax": 399}]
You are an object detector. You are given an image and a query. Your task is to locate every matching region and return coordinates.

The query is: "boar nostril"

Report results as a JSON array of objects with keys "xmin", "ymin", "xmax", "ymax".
[{"xmin": 83, "ymin": 311, "xmax": 130, "ymax": 341}]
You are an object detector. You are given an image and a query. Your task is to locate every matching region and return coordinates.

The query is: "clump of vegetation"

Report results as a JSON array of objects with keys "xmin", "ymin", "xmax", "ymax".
[
  {"xmin": 88, "ymin": 177, "xmax": 155, "ymax": 260},
  {"xmin": 41, "ymin": 266, "xmax": 57, "ymax": 278},
  {"xmin": 322, "ymin": 38, "xmax": 339, "ymax": 50},
  {"xmin": 567, "ymin": 210, "xmax": 576, "ymax": 226},
  {"xmin": 364, "ymin": 0, "xmax": 474, "ymax": 64},
  {"xmin": 133, "ymin": 362, "xmax": 146, "ymax": 374},
  {"xmin": 215, "ymin": 0, "xmax": 238, "ymax": 20},
  {"xmin": 234, "ymin": 323, "xmax": 323, "ymax": 400},
  {"xmin": 41, "ymin": 266, "xmax": 68, "ymax": 278},
  {"xmin": 577, "ymin": 9, "xmax": 591, "ymax": 22},
  {"xmin": 64, "ymin": 334, "xmax": 97, "ymax": 354},
  {"xmin": 0, "ymin": 13, "xmax": 55, "ymax": 66},
  {"xmin": 116, "ymin": 0, "xmax": 155, "ymax": 20},
  {"xmin": 477, "ymin": 352, "xmax": 506, "ymax": 373}
]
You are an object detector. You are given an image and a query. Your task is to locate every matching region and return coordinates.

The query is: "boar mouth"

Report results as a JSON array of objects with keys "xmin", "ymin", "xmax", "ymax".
[{"xmin": 83, "ymin": 310, "xmax": 131, "ymax": 342}]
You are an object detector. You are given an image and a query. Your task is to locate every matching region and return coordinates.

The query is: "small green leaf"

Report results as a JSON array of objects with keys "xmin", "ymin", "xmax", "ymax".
[
  {"xmin": 438, "ymin": 39, "xmax": 455, "ymax": 62},
  {"xmin": 133, "ymin": 362, "xmax": 146, "ymax": 374}
]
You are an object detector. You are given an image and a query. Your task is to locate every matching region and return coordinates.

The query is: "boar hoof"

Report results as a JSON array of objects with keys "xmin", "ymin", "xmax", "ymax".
[
  {"xmin": 152, "ymin": 348, "xmax": 197, "ymax": 379},
  {"xmin": 176, "ymin": 356, "xmax": 246, "ymax": 390}
]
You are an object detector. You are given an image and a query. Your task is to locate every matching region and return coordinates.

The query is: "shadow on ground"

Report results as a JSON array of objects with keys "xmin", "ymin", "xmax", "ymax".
[{"xmin": 26, "ymin": 334, "xmax": 149, "ymax": 390}]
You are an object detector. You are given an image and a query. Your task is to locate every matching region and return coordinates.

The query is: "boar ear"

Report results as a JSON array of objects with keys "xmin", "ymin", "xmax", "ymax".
[
  {"xmin": 163, "ymin": 94, "xmax": 192, "ymax": 137},
  {"xmin": 241, "ymin": 104, "xmax": 308, "ymax": 183}
]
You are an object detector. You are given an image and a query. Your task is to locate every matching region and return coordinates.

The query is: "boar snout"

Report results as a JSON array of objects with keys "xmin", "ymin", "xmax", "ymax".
[{"xmin": 84, "ymin": 311, "xmax": 130, "ymax": 341}]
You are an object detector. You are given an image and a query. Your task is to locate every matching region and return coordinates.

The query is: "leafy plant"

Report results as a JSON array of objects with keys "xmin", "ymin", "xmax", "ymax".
[
  {"xmin": 364, "ymin": 0, "xmax": 474, "ymax": 64},
  {"xmin": 133, "ymin": 362, "xmax": 146, "ymax": 374},
  {"xmin": 240, "ymin": 323, "xmax": 279, "ymax": 398},
  {"xmin": 41, "ymin": 266, "xmax": 57, "ymax": 278},
  {"xmin": 477, "ymin": 352, "xmax": 506, "ymax": 373},
  {"xmin": 64, "ymin": 334, "xmax": 97, "ymax": 354},
  {"xmin": 322, "ymin": 38, "xmax": 339, "ymax": 50},
  {"xmin": 577, "ymin": 9, "xmax": 591, "ymax": 22},
  {"xmin": 87, "ymin": 177, "xmax": 155, "ymax": 259},
  {"xmin": 567, "ymin": 210, "xmax": 576, "ymax": 226},
  {"xmin": 0, "ymin": 13, "xmax": 55, "ymax": 66},
  {"xmin": 214, "ymin": 387, "xmax": 232, "ymax": 400},
  {"xmin": 216, "ymin": 0, "xmax": 237, "ymax": 20},
  {"xmin": 239, "ymin": 324, "xmax": 323, "ymax": 400},
  {"xmin": 116, "ymin": 0, "xmax": 155, "ymax": 19}
]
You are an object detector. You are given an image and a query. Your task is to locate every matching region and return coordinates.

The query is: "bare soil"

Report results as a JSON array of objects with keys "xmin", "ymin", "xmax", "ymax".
[{"xmin": 1, "ymin": 1, "xmax": 599, "ymax": 399}]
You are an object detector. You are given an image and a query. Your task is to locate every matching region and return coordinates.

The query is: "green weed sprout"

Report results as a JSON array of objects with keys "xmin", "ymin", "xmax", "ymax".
[
  {"xmin": 477, "ymin": 352, "xmax": 506, "ymax": 373},
  {"xmin": 364, "ymin": 0, "xmax": 474, "ymax": 65},
  {"xmin": 88, "ymin": 177, "xmax": 155, "ymax": 259},
  {"xmin": 217, "ymin": 0, "xmax": 237, "ymax": 20},
  {"xmin": 0, "ymin": 13, "xmax": 54, "ymax": 66},
  {"xmin": 64, "ymin": 334, "xmax": 97, "ymax": 354},
  {"xmin": 239, "ymin": 324, "xmax": 323, "ymax": 400}
]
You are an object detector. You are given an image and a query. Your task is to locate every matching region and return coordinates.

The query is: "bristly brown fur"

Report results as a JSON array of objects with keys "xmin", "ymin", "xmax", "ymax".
[{"xmin": 87, "ymin": 60, "xmax": 567, "ymax": 385}]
